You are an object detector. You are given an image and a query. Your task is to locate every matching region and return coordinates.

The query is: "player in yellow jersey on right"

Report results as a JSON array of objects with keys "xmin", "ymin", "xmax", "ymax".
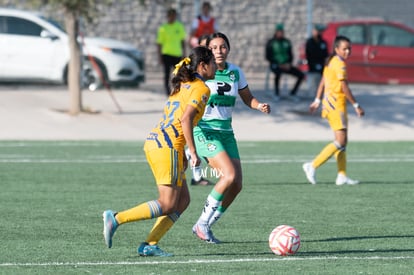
[{"xmin": 303, "ymin": 35, "xmax": 365, "ymax": 186}]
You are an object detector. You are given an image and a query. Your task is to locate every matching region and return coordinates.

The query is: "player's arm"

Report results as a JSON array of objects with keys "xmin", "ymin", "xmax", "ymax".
[
  {"xmin": 239, "ymin": 87, "xmax": 271, "ymax": 114},
  {"xmin": 309, "ymin": 76, "xmax": 325, "ymax": 114},
  {"xmin": 341, "ymin": 80, "xmax": 365, "ymax": 117},
  {"xmin": 180, "ymin": 104, "xmax": 200, "ymax": 167}
]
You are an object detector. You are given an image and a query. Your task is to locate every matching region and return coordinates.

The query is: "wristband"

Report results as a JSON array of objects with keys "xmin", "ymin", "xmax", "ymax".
[
  {"xmin": 313, "ymin": 98, "xmax": 321, "ymax": 104},
  {"xmin": 256, "ymin": 103, "xmax": 264, "ymax": 111},
  {"xmin": 353, "ymin": 102, "xmax": 360, "ymax": 109}
]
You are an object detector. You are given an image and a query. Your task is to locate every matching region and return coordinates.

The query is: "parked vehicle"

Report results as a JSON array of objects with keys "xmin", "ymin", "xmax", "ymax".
[
  {"xmin": 298, "ymin": 19, "xmax": 414, "ymax": 84},
  {"xmin": 0, "ymin": 8, "xmax": 145, "ymax": 90}
]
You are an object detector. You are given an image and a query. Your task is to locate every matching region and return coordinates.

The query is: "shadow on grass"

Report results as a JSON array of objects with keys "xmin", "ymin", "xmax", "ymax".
[
  {"xmin": 298, "ymin": 248, "xmax": 414, "ymax": 256},
  {"xmin": 305, "ymin": 235, "xmax": 414, "ymax": 242}
]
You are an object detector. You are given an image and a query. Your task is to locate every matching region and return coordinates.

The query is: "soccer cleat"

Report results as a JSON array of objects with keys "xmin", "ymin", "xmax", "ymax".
[
  {"xmin": 103, "ymin": 210, "xmax": 118, "ymax": 248},
  {"xmin": 192, "ymin": 223, "xmax": 221, "ymax": 244},
  {"xmin": 336, "ymin": 174, "xmax": 360, "ymax": 186},
  {"xmin": 207, "ymin": 233, "xmax": 221, "ymax": 244},
  {"xmin": 138, "ymin": 242, "xmax": 173, "ymax": 257},
  {"xmin": 302, "ymin": 162, "xmax": 317, "ymax": 184}
]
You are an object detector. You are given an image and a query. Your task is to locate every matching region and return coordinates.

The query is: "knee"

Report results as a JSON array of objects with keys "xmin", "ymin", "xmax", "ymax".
[
  {"xmin": 334, "ymin": 140, "xmax": 347, "ymax": 150},
  {"xmin": 222, "ymin": 170, "xmax": 237, "ymax": 186},
  {"xmin": 158, "ymin": 200, "xmax": 177, "ymax": 215}
]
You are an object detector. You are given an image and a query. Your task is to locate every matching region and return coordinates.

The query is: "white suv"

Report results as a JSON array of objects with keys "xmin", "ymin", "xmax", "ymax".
[{"xmin": 0, "ymin": 8, "xmax": 145, "ymax": 90}]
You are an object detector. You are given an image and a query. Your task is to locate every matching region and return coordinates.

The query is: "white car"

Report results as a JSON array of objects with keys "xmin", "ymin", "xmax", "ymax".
[{"xmin": 0, "ymin": 8, "xmax": 145, "ymax": 90}]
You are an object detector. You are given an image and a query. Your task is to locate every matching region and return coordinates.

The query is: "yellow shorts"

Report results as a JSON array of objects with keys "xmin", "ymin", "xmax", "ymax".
[
  {"xmin": 145, "ymin": 148, "xmax": 185, "ymax": 187},
  {"xmin": 324, "ymin": 110, "xmax": 348, "ymax": 131}
]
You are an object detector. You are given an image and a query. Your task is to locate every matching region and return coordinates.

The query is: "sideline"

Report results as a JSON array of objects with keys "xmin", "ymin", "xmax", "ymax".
[{"xmin": 1, "ymin": 256, "xmax": 414, "ymax": 267}]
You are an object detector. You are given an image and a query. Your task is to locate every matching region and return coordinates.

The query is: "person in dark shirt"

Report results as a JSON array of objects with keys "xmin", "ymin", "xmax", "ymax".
[
  {"xmin": 305, "ymin": 24, "xmax": 329, "ymax": 94},
  {"xmin": 266, "ymin": 23, "xmax": 304, "ymax": 102}
]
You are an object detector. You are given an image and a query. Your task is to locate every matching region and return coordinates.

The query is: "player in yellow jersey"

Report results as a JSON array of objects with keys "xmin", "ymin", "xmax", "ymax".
[
  {"xmin": 102, "ymin": 46, "xmax": 216, "ymax": 256},
  {"xmin": 303, "ymin": 35, "xmax": 365, "ymax": 186}
]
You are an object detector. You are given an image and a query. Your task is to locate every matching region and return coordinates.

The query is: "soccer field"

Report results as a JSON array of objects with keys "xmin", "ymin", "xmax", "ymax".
[{"xmin": 1, "ymin": 141, "xmax": 413, "ymax": 274}]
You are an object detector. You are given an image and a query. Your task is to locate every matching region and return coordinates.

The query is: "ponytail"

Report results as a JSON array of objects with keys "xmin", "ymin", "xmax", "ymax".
[{"xmin": 170, "ymin": 46, "xmax": 214, "ymax": 95}]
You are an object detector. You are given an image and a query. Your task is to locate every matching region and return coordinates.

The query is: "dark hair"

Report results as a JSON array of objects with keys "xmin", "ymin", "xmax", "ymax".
[
  {"xmin": 167, "ymin": 8, "xmax": 176, "ymax": 16},
  {"xmin": 327, "ymin": 35, "xmax": 351, "ymax": 64},
  {"xmin": 198, "ymin": 34, "xmax": 210, "ymax": 46},
  {"xmin": 202, "ymin": 2, "xmax": 212, "ymax": 9},
  {"xmin": 170, "ymin": 46, "xmax": 214, "ymax": 95},
  {"xmin": 206, "ymin": 32, "xmax": 231, "ymax": 51},
  {"xmin": 333, "ymin": 35, "xmax": 351, "ymax": 50}
]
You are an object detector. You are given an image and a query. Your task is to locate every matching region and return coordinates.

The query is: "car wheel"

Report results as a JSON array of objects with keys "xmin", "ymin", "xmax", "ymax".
[{"xmin": 82, "ymin": 57, "xmax": 108, "ymax": 91}]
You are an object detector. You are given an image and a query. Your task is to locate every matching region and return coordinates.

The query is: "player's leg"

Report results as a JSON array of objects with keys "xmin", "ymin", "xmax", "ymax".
[
  {"xmin": 208, "ymin": 157, "xmax": 242, "ymax": 228},
  {"xmin": 139, "ymin": 179, "xmax": 189, "ymax": 256},
  {"xmin": 207, "ymin": 133, "xmax": 241, "ymax": 228},
  {"xmin": 303, "ymin": 111, "xmax": 342, "ymax": 184},
  {"xmin": 144, "ymin": 178, "xmax": 189, "ymax": 245},
  {"xmin": 103, "ymin": 148, "xmax": 181, "ymax": 250},
  {"xmin": 334, "ymin": 129, "xmax": 359, "ymax": 185},
  {"xmin": 116, "ymin": 149, "xmax": 182, "ymax": 223},
  {"xmin": 193, "ymin": 150, "xmax": 235, "ymax": 242}
]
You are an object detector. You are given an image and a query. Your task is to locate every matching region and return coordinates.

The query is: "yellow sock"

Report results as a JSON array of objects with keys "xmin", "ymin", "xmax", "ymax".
[
  {"xmin": 115, "ymin": 200, "xmax": 162, "ymax": 224},
  {"xmin": 335, "ymin": 150, "xmax": 347, "ymax": 175},
  {"xmin": 313, "ymin": 142, "xmax": 340, "ymax": 168},
  {"xmin": 146, "ymin": 212, "xmax": 180, "ymax": 245}
]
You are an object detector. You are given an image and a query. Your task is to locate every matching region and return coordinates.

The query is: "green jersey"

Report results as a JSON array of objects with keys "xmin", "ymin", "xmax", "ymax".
[{"xmin": 198, "ymin": 62, "xmax": 248, "ymax": 132}]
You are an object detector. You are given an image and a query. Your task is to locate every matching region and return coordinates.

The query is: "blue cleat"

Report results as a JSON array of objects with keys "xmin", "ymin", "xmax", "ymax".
[
  {"xmin": 138, "ymin": 242, "xmax": 173, "ymax": 257},
  {"xmin": 102, "ymin": 210, "xmax": 118, "ymax": 248}
]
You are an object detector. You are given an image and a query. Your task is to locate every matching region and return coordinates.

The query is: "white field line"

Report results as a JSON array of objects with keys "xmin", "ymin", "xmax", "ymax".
[
  {"xmin": 0, "ymin": 142, "xmax": 126, "ymax": 147},
  {"xmin": 1, "ymin": 256, "xmax": 414, "ymax": 267},
  {"xmin": 1, "ymin": 154, "xmax": 414, "ymax": 163}
]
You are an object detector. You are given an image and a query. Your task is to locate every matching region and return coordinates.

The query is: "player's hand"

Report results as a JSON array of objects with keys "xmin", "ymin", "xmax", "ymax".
[
  {"xmin": 190, "ymin": 152, "xmax": 201, "ymax": 167},
  {"xmin": 309, "ymin": 100, "xmax": 320, "ymax": 114},
  {"xmin": 257, "ymin": 103, "xmax": 271, "ymax": 114},
  {"xmin": 355, "ymin": 106, "xmax": 365, "ymax": 117}
]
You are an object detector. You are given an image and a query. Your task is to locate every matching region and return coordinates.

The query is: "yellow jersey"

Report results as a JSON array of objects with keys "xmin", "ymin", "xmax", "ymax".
[
  {"xmin": 144, "ymin": 77, "xmax": 210, "ymax": 152},
  {"xmin": 322, "ymin": 55, "xmax": 348, "ymax": 118}
]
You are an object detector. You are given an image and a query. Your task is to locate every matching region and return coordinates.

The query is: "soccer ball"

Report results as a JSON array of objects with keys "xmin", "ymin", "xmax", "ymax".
[{"xmin": 268, "ymin": 225, "xmax": 301, "ymax": 256}]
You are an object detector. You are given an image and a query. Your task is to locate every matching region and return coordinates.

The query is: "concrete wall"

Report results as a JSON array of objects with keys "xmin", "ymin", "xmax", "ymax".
[{"xmin": 80, "ymin": 0, "xmax": 413, "ymax": 76}]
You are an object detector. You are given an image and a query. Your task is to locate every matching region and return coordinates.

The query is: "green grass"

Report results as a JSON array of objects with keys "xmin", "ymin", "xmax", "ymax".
[{"xmin": 1, "ymin": 141, "xmax": 413, "ymax": 274}]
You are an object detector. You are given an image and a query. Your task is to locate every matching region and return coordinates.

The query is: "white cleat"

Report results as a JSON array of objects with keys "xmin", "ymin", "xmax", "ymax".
[
  {"xmin": 303, "ymin": 162, "xmax": 316, "ymax": 184},
  {"xmin": 336, "ymin": 174, "xmax": 360, "ymax": 186}
]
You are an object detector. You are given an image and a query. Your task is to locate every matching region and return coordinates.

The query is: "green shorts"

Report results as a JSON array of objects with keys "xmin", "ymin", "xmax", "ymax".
[{"xmin": 193, "ymin": 126, "xmax": 240, "ymax": 159}]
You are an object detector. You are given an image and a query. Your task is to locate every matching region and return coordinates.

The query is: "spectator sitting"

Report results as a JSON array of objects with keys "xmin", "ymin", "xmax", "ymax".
[{"xmin": 265, "ymin": 23, "xmax": 304, "ymax": 102}]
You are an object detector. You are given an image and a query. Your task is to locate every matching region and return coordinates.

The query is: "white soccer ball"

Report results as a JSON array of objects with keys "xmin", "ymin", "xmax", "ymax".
[{"xmin": 269, "ymin": 225, "xmax": 301, "ymax": 256}]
